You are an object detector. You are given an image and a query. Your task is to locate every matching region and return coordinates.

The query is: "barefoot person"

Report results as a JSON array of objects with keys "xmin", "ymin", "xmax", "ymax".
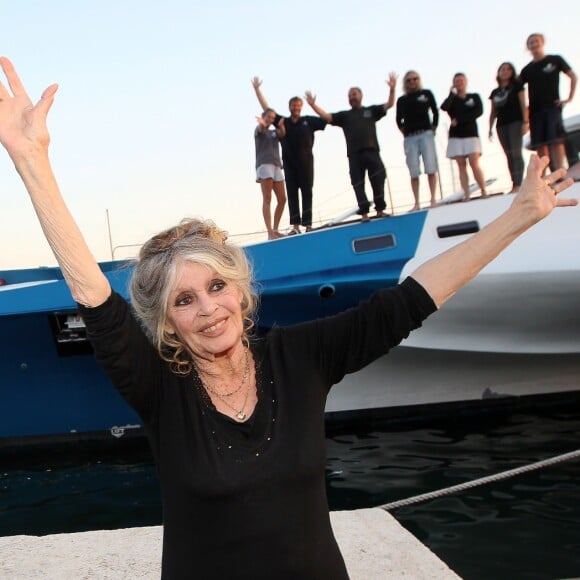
[
  {"xmin": 0, "ymin": 57, "xmax": 575, "ymax": 579},
  {"xmin": 489, "ymin": 62, "xmax": 527, "ymax": 193},
  {"xmin": 252, "ymin": 77, "xmax": 326, "ymax": 234},
  {"xmin": 396, "ymin": 70, "xmax": 439, "ymax": 210},
  {"xmin": 305, "ymin": 73, "xmax": 398, "ymax": 222},
  {"xmin": 519, "ymin": 33, "xmax": 577, "ymax": 173},
  {"xmin": 255, "ymin": 108, "xmax": 286, "ymax": 239},
  {"xmin": 441, "ymin": 73, "xmax": 488, "ymax": 200}
]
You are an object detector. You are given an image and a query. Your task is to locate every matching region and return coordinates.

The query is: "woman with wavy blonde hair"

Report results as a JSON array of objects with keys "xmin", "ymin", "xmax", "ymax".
[{"xmin": 1, "ymin": 57, "xmax": 574, "ymax": 579}]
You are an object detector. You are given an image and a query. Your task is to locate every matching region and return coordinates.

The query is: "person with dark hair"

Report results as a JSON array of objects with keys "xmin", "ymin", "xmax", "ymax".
[
  {"xmin": 252, "ymin": 78, "xmax": 327, "ymax": 234},
  {"xmin": 519, "ymin": 33, "xmax": 577, "ymax": 172},
  {"xmin": 254, "ymin": 107, "xmax": 286, "ymax": 239},
  {"xmin": 396, "ymin": 70, "xmax": 439, "ymax": 210},
  {"xmin": 305, "ymin": 74, "xmax": 397, "ymax": 222},
  {"xmin": 0, "ymin": 57, "xmax": 576, "ymax": 580},
  {"xmin": 489, "ymin": 62, "xmax": 527, "ymax": 192},
  {"xmin": 441, "ymin": 72, "xmax": 487, "ymax": 201}
]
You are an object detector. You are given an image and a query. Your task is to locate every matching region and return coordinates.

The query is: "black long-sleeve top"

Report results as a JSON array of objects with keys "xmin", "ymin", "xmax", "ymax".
[
  {"xmin": 440, "ymin": 92, "xmax": 483, "ymax": 138},
  {"xmin": 396, "ymin": 89, "xmax": 439, "ymax": 135},
  {"xmin": 79, "ymin": 277, "xmax": 436, "ymax": 579}
]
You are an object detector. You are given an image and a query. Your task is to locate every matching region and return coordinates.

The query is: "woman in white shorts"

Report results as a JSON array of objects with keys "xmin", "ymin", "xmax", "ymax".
[
  {"xmin": 441, "ymin": 73, "xmax": 487, "ymax": 200},
  {"xmin": 255, "ymin": 108, "xmax": 286, "ymax": 239}
]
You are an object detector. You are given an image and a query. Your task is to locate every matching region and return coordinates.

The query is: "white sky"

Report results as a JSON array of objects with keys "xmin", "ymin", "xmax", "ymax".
[{"xmin": 1, "ymin": 0, "xmax": 578, "ymax": 268}]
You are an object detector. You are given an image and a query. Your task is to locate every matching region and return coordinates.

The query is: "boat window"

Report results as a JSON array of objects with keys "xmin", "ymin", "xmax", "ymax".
[
  {"xmin": 437, "ymin": 221, "xmax": 479, "ymax": 238},
  {"xmin": 352, "ymin": 234, "xmax": 396, "ymax": 253}
]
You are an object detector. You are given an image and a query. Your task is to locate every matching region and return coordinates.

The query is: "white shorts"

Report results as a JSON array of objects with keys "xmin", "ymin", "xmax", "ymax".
[
  {"xmin": 256, "ymin": 164, "xmax": 284, "ymax": 182},
  {"xmin": 446, "ymin": 137, "xmax": 481, "ymax": 158}
]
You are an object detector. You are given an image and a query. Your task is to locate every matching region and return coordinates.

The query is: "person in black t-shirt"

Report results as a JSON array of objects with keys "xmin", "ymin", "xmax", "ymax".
[
  {"xmin": 441, "ymin": 72, "xmax": 488, "ymax": 201},
  {"xmin": 305, "ymin": 73, "xmax": 397, "ymax": 222},
  {"xmin": 396, "ymin": 70, "xmax": 439, "ymax": 210},
  {"xmin": 489, "ymin": 62, "xmax": 527, "ymax": 192},
  {"xmin": 252, "ymin": 77, "xmax": 327, "ymax": 234},
  {"xmin": 519, "ymin": 33, "xmax": 577, "ymax": 172},
  {"xmin": 1, "ymin": 56, "xmax": 577, "ymax": 580}
]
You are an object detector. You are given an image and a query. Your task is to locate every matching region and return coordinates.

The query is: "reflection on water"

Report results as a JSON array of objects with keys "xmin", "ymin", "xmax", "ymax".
[
  {"xmin": 0, "ymin": 442, "xmax": 161, "ymax": 536},
  {"xmin": 326, "ymin": 407, "xmax": 580, "ymax": 580},
  {"xmin": 1, "ymin": 406, "xmax": 580, "ymax": 579}
]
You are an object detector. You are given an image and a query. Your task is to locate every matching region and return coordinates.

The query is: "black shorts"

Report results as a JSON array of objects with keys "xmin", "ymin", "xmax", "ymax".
[{"xmin": 529, "ymin": 106, "xmax": 564, "ymax": 148}]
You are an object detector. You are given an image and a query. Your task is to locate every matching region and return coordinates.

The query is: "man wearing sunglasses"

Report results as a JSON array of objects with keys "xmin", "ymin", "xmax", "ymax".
[{"xmin": 396, "ymin": 71, "xmax": 439, "ymax": 210}]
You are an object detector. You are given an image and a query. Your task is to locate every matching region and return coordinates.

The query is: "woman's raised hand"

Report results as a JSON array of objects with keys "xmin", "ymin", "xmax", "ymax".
[
  {"xmin": 511, "ymin": 155, "xmax": 576, "ymax": 225},
  {"xmin": 0, "ymin": 57, "xmax": 58, "ymax": 161},
  {"xmin": 0, "ymin": 57, "xmax": 110, "ymax": 305}
]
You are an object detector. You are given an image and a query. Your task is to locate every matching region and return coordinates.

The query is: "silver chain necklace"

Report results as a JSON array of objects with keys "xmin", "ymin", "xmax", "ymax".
[
  {"xmin": 210, "ymin": 380, "xmax": 251, "ymax": 421},
  {"xmin": 196, "ymin": 348, "xmax": 251, "ymax": 421}
]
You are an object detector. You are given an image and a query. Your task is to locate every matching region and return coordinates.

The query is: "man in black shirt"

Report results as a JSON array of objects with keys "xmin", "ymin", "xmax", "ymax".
[
  {"xmin": 306, "ymin": 73, "xmax": 397, "ymax": 221},
  {"xmin": 252, "ymin": 78, "xmax": 327, "ymax": 234},
  {"xmin": 519, "ymin": 33, "xmax": 577, "ymax": 172}
]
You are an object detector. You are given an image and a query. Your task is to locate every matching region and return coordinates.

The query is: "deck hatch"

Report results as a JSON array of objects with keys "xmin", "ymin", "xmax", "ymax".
[
  {"xmin": 437, "ymin": 220, "xmax": 479, "ymax": 238},
  {"xmin": 352, "ymin": 233, "xmax": 396, "ymax": 253}
]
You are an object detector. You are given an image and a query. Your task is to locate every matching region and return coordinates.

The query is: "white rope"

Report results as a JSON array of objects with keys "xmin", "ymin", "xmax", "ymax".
[{"xmin": 380, "ymin": 448, "xmax": 580, "ymax": 511}]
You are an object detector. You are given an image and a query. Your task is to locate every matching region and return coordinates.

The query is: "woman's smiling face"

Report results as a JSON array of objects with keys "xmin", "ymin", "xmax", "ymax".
[{"xmin": 165, "ymin": 260, "xmax": 244, "ymax": 360}]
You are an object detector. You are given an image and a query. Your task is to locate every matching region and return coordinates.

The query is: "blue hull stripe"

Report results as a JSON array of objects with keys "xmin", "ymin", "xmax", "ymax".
[{"xmin": 0, "ymin": 213, "xmax": 427, "ymax": 441}]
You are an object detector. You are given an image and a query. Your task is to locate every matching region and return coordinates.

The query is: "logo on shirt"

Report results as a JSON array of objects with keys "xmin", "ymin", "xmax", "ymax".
[
  {"xmin": 492, "ymin": 89, "xmax": 509, "ymax": 107},
  {"xmin": 465, "ymin": 98, "xmax": 475, "ymax": 107},
  {"xmin": 363, "ymin": 110, "xmax": 372, "ymax": 118},
  {"xmin": 543, "ymin": 63, "xmax": 557, "ymax": 74},
  {"xmin": 417, "ymin": 94, "xmax": 428, "ymax": 103}
]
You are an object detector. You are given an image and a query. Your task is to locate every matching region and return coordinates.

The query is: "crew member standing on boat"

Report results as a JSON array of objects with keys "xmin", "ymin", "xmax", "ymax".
[
  {"xmin": 305, "ymin": 73, "xmax": 397, "ymax": 222},
  {"xmin": 252, "ymin": 77, "xmax": 327, "ymax": 234},
  {"xmin": 396, "ymin": 71, "xmax": 439, "ymax": 210},
  {"xmin": 488, "ymin": 62, "xmax": 527, "ymax": 193},
  {"xmin": 0, "ymin": 57, "xmax": 576, "ymax": 580},
  {"xmin": 254, "ymin": 108, "xmax": 286, "ymax": 240},
  {"xmin": 441, "ymin": 73, "xmax": 488, "ymax": 201},
  {"xmin": 519, "ymin": 33, "xmax": 577, "ymax": 173}
]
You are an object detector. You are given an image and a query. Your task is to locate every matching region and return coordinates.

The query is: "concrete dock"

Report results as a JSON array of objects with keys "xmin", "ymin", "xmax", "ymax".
[{"xmin": 0, "ymin": 508, "xmax": 461, "ymax": 579}]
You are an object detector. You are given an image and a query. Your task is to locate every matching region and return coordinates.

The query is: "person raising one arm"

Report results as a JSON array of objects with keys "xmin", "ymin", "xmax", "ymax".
[{"xmin": 251, "ymin": 76, "xmax": 326, "ymax": 234}]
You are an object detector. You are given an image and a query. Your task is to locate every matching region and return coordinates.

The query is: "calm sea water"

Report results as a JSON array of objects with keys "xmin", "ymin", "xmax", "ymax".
[{"xmin": 1, "ymin": 403, "xmax": 580, "ymax": 580}]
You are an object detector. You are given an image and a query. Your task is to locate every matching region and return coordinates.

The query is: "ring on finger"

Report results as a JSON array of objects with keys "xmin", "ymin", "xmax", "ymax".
[{"xmin": 544, "ymin": 179, "xmax": 557, "ymax": 194}]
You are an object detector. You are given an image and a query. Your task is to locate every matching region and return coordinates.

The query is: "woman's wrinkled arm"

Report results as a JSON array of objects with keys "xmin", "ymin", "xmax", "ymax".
[{"xmin": 0, "ymin": 57, "xmax": 110, "ymax": 307}]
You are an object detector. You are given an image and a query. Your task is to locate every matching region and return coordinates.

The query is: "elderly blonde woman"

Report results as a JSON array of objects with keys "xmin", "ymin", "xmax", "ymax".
[{"xmin": 0, "ymin": 57, "xmax": 575, "ymax": 580}]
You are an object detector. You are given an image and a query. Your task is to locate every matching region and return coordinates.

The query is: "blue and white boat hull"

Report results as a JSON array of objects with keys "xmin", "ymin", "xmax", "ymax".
[{"xmin": 1, "ymin": 185, "xmax": 579, "ymax": 444}]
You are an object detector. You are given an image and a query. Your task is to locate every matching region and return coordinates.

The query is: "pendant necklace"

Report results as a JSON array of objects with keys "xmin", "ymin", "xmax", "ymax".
[
  {"xmin": 212, "ymin": 381, "xmax": 251, "ymax": 421},
  {"xmin": 196, "ymin": 347, "xmax": 251, "ymax": 421}
]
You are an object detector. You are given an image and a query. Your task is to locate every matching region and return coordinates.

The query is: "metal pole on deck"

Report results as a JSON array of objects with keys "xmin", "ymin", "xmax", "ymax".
[
  {"xmin": 435, "ymin": 149, "xmax": 444, "ymax": 199},
  {"xmin": 434, "ymin": 126, "xmax": 447, "ymax": 200},
  {"xmin": 106, "ymin": 209, "xmax": 114, "ymax": 261},
  {"xmin": 386, "ymin": 170, "xmax": 394, "ymax": 214}
]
